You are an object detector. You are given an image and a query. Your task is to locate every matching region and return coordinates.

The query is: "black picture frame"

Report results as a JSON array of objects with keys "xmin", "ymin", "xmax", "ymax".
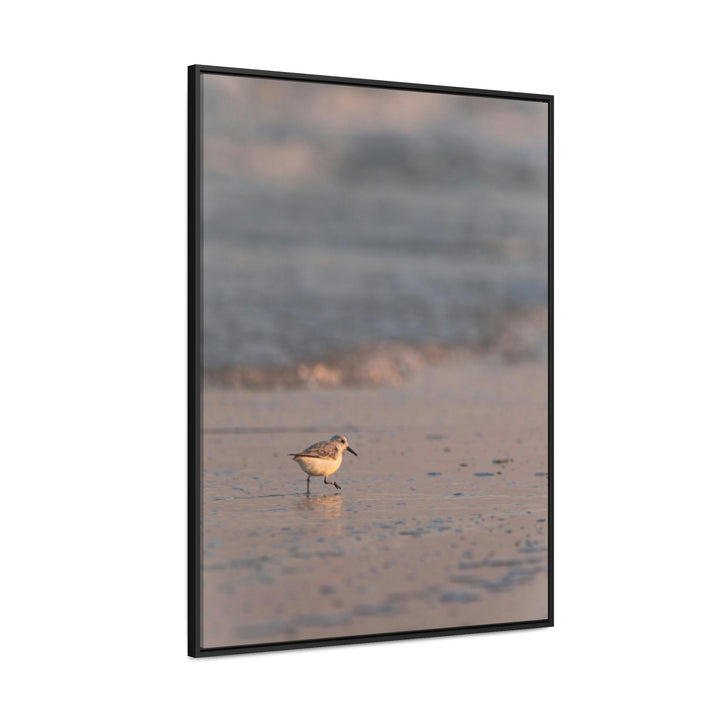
[{"xmin": 189, "ymin": 64, "xmax": 553, "ymax": 657}]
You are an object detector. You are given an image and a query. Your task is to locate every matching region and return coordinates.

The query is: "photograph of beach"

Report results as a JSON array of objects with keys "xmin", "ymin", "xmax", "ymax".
[{"xmin": 196, "ymin": 71, "xmax": 550, "ymax": 650}]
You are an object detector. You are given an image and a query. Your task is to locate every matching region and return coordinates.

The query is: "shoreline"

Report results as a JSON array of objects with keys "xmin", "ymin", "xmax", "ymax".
[{"xmin": 203, "ymin": 307, "xmax": 548, "ymax": 391}]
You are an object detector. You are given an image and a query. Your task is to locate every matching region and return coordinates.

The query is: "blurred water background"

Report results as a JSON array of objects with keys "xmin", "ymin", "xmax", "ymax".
[{"xmin": 202, "ymin": 75, "xmax": 548, "ymax": 381}]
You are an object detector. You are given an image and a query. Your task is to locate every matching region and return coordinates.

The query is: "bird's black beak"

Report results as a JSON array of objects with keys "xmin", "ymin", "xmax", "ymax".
[{"xmin": 347, "ymin": 446, "xmax": 358, "ymax": 456}]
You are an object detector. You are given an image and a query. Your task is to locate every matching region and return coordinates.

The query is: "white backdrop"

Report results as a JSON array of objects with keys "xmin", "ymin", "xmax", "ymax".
[{"xmin": 3, "ymin": 2, "xmax": 719, "ymax": 718}]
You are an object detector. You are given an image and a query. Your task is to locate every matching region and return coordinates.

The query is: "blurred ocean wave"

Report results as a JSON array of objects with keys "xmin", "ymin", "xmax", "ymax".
[
  {"xmin": 204, "ymin": 306, "xmax": 547, "ymax": 391},
  {"xmin": 201, "ymin": 75, "xmax": 548, "ymax": 377},
  {"xmin": 202, "ymin": 182, "xmax": 547, "ymax": 372}
]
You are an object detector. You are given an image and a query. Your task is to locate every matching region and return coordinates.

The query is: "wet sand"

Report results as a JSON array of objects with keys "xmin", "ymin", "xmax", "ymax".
[{"xmin": 201, "ymin": 359, "xmax": 549, "ymax": 649}]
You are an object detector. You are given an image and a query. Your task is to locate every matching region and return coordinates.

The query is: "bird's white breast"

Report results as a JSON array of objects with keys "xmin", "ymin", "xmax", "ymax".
[{"xmin": 293, "ymin": 453, "xmax": 342, "ymax": 477}]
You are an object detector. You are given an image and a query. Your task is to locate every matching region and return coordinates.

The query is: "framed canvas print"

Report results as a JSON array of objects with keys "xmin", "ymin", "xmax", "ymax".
[{"xmin": 188, "ymin": 64, "xmax": 553, "ymax": 656}]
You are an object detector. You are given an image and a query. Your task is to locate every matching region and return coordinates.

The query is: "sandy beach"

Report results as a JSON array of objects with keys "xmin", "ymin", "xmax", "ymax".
[{"xmin": 200, "ymin": 358, "xmax": 549, "ymax": 649}]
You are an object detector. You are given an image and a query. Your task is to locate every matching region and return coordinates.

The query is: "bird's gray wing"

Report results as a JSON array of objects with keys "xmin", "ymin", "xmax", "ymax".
[{"xmin": 290, "ymin": 440, "xmax": 336, "ymax": 459}]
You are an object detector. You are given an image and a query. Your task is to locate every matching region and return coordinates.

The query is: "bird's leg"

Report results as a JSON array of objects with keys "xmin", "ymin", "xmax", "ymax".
[
  {"xmin": 306, "ymin": 475, "xmax": 311, "ymax": 494},
  {"xmin": 324, "ymin": 476, "xmax": 341, "ymax": 491}
]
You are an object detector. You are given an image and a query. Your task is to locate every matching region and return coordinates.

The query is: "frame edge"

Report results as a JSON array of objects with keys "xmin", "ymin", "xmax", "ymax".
[
  {"xmin": 192, "ymin": 64, "xmax": 553, "ymax": 103},
  {"xmin": 188, "ymin": 64, "xmax": 202, "ymax": 658}
]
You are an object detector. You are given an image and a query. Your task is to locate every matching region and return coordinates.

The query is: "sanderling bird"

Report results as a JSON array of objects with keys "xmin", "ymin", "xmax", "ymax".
[{"xmin": 289, "ymin": 434, "xmax": 358, "ymax": 493}]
